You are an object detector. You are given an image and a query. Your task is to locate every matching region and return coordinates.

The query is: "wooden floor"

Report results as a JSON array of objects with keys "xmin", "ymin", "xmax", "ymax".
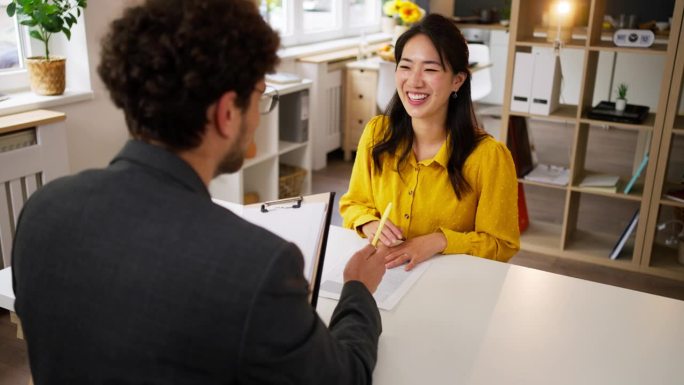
[
  {"xmin": 0, "ymin": 311, "xmax": 30, "ymax": 385},
  {"xmin": 1, "ymin": 151, "xmax": 683, "ymax": 383}
]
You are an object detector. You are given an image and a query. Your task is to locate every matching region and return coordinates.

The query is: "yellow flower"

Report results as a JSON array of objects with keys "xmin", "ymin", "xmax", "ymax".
[
  {"xmin": 383, "ymin": 0, "xmax": 404, "ymax": 17},
  {"xmin": 398, "ymin": 2, "xmax": 424, "ymax": 25}
]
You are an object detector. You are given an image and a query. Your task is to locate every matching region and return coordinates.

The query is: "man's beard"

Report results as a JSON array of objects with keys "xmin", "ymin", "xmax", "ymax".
[{"xmin": 216, "ymin": 119, "xmax": 248, "ymax": 175}]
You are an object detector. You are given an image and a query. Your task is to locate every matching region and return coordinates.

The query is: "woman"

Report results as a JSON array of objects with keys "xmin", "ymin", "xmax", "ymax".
[{"xmin": 339, "ymin": 13, "xmax": 520, "ymax": 270}]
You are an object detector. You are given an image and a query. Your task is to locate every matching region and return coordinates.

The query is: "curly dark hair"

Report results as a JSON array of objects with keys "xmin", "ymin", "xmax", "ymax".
[{"xmin": 98, "ymin": 0, "xmax": 280, "ymax": 150}]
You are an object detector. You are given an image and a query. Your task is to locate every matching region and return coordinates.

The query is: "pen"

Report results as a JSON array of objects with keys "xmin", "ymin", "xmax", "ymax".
[{"xmin": 371, "ymin": 202, "xmax": 393, "ymax": 247}]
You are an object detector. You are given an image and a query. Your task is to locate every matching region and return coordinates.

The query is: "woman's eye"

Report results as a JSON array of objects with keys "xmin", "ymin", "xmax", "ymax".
[{"xmin": 398, "ymin": 65, "xmax": 410, "ymax": 70}]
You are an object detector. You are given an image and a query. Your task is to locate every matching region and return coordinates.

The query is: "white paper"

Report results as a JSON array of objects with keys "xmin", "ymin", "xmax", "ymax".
[
  {"xmin": 214, "ymin": 199, "xmax": 327, "ymax": 283},
  {"xmin": 524, "ymin": 164, "xmax": 570, "ymax": 186},
  {"xmin": 319, "ymin": 244, "xmax": 432, "ymax": 311}
]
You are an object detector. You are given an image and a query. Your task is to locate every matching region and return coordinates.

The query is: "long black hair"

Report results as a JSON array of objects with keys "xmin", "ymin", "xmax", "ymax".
[{"xmin": 371, "ymin": 13, "xmax": 486, "ymax": 200}]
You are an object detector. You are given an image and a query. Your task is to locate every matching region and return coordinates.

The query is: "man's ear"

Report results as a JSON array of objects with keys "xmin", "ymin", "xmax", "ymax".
[{"xmin": 215, "ymin": 91, "xmax": 240, "ymax": 139}]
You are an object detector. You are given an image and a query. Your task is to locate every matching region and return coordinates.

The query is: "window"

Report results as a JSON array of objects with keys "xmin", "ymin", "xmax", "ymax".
[
  {"xmin": 0, "ymin": 1, "xmax": 22, "ymax": 71},
  {"xmin": 259, "ymin": 0, "xmax": 380, "ymax": 47},
  {"xmin": 0, "ymin": 0, "xmax": 30, "ymax": 92}
]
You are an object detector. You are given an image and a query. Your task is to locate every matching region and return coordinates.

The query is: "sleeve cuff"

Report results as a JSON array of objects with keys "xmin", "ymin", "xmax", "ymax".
[
  {"xmin": 438, "ymin": 227, "xmax": 471, "ymax": 255},
  {"xmin": 353, "ymin": 214, "xmax": 380, "ymax": 238}
]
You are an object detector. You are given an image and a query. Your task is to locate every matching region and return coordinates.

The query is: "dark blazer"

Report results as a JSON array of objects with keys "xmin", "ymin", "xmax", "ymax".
[{"xmin": 12, "ymin": 140, "xmax": 381, "ymax": 384}]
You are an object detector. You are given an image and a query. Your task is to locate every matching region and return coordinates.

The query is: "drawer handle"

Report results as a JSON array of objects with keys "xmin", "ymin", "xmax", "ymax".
[
  {"xmin": 358, "ymin": 119, "xmax": 363, "ymax": 124},
  {"xmin": 358, "ymin": 94, "xmax": 363, "ymax": 99}
]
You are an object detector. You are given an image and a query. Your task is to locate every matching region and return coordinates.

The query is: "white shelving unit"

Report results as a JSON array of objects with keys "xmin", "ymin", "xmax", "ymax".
[{"xmin": 209, "ymin": 80, "xmax": 313, "ymax": 204}]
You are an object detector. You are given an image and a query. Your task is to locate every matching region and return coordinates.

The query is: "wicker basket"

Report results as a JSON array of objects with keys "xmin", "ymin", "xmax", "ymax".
[
  {"xmin": 26, "ymin": 56, "xmax": 66, "ymax": 95},
  {"xmin": 279, "ymin": 164, "xmax": 306, "ymax": 199}
]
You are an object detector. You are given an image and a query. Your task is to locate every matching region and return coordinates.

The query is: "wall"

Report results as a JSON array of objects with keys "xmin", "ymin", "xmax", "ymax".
[{"xmin": 57, "ymin": 2, "xmax": 130, "ymax": 173}]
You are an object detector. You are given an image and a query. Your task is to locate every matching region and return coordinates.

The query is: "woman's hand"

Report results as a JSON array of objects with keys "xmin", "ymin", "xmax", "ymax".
[
  {"xmin": 384, "ymin": 232, "xmax": 447, "ymax": 271},
  {"xmin": 361, "ymin": 220, "xmax": 404, "ymax": 247}
]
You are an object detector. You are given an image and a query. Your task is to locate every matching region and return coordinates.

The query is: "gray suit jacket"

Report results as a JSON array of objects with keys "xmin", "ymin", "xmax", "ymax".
[{"xmin": 12, "ymin": 140, "xmax": 381, "ymax": 384}]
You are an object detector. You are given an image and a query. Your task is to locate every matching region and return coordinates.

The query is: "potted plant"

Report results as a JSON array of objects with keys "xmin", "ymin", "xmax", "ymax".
[
  {"xmin": 615, "ymin": 83, "xmax": 628, "ymax": 111},
  {"xmin": 383, "ymin": 0, "xmax": 425, "ymax": 43},
  {"xmin": 6, "ymin": 0, "xmax": 87, "ymax": 96}
]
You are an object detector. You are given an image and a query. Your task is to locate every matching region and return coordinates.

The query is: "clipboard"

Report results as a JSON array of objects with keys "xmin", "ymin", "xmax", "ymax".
[{"xmin": 213, "ymin": 192, "xmax": 335, "ymax": 308}]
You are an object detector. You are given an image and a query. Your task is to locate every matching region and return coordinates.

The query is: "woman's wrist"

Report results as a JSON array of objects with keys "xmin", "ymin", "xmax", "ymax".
[{"xmin": 432, "ymin": 231, "xmax": 448, "ymax": 254}]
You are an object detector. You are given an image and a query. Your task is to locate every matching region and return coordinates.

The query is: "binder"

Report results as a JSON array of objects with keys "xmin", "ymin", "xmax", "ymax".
[
  {"xmin": 623, "ymin": 153, "xmax": 649, "ymax": 194},
  {"xmin": 213, "ymin": 192, "xmax": 335, "ymax": 307},
  {"xmin": 511, "ymin": 52, "xmax": 534, "ymax": 113},
  {"xmin": 609, "ymin": 210, "xmax": 639, "ymax": 260},
  {"xmin": 529, "ymin": 52, "xmax": 561, "ymax": 116}
]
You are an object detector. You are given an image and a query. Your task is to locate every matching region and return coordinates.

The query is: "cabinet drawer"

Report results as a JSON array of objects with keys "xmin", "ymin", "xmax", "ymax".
[
  {"xmin": 347, "ymin": 98, "xmax": 376, "ymax": 120},
  {"xmin": 347, "ymin": 69, "xmax": 377, "ymax": 102}
]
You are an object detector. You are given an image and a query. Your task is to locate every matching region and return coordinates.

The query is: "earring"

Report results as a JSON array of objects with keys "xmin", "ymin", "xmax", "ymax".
[{"xmin": 451, "ymin": 91, "xmax": 458, "ymax": 99}]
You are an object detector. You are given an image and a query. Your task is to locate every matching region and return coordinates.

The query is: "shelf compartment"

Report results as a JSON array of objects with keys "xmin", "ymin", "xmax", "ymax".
[
  {"xmin": 563, "ymin": 229, "xmax": 636, "ymax": 264},
  {"xmin": 509, "ymin": 104, "xmax": 578, "ymax": 123},
  {"xmin": 649, "ymin": 244, "xmax": 684, "ymax": 277},
  {"xmin": 563, "ymin": 193, "xmax": 641, "ymax": 262},
  {"xmin": 243, "ymin": 153, "xmax": 277, "ymax": 169},
  {"xmin": 515, "ymin": 36, "xmax": 587, "ymax": 50},
  {"xmin": 519, "ymin": 178, "xmax": 568, "ymax": 190},
  {"xmin": 673, "ymin": 115, "xmax": 684, "ymax": 132},
  {"xmin": 278, "ymin": 140, "xmax": 308, "ymax": 155},
  {"xmin": 519, "ymin": 184, "xmax": 566, "ymax": 253},
  {"xmin": 569, "ymin": 185, "xmax": 642, "ymax": 202},
  {"xmin": 661, "ymin": 182, "xmax": 684, "ymax": 208},
  {"xmin": 520, "ymin": 221, "xmax": 563, "ymax": 254},
  {"xmin": 588, "ymin": 41, "xmax": 669, "ymax": 55},
  {"xmin": 579, "ymin": 112, "xmax": 656, "ymax": 131}
]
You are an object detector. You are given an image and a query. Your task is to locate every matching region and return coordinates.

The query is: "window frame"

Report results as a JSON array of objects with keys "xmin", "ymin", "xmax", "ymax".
[
  {"xmin": 276, "ymin": 0, "xmax": 381, "ymax": 47},
  {"xmin": 0, "ymin": 3, "xmax": 32, "ymax": 92}
]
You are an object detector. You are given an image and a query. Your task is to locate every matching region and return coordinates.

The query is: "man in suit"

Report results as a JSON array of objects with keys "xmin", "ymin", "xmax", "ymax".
[{"xmin": 12, "ymin": 0, "xmax": 388, "ymax": 383}]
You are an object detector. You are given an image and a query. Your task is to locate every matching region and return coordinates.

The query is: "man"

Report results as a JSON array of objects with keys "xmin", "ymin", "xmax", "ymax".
[{"xmin": 12, "ymin": 0, "xmax": 387, "ymax": 383}]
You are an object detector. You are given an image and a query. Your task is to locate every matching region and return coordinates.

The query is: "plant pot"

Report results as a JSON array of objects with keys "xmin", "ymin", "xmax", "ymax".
[
  {"xmin": 615, "ymin": 98, "xmax": 627, "ymax": 111},
  {"xmin": 393, "ymin": 25, "xmax": 409, "ymax": 45},
  {"xmin": 26, "ymin": 56, "xmax": 66, "ymax": 96},
  {"xmin": 381, "ymin": 17, "xmax": 396, "ymax": 34}
]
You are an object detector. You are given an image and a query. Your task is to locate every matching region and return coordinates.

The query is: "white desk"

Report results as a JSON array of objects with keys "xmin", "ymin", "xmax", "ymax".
[
  {"xmin": 0, "ymin": 267, "xmax": 13, "ymax": 312},
  {"xmin": 318, "ymin": 226, "xmax": 684, "ymax": 385}
]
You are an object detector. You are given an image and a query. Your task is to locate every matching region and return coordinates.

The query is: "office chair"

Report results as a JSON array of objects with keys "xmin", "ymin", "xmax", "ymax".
[
  {"xmin": 376, "ymin": 60, "xmax": 396, "ymax": 113},
  {"xmin": 468, "ymin": 43, "xmax": 492, "ymax": 102}
]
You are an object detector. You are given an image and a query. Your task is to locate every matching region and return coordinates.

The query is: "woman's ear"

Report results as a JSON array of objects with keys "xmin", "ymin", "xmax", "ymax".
[
  {"xmin": 452, "ymin": 72, "xmax": 468, "ymax": 93},
  {"xmin": 215, "ymin": 91, "xmax": 240, "ymax": 139}
]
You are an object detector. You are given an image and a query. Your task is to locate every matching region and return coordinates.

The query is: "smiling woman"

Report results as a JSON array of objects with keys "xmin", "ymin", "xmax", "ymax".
[{"xmin": 340, "ymin": 14, "xmax": 520, "ymax": 269}]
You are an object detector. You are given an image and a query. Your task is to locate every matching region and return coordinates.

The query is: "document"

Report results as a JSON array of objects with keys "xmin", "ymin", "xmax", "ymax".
[
  {"xmin": 214, "ymin": 193, "xmax": 334, "ymax": 307},
  {"xmin": 318, "ymin": 227, "xmax": 432, "ymax": 311}
]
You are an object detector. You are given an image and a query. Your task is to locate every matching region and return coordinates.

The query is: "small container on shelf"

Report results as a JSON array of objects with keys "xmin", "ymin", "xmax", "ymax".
[{"xmin": 279, "ymin": 163, "xmax": 307, "ymax": 199}]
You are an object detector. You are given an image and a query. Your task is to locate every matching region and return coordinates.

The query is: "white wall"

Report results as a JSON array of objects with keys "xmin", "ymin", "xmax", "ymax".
[{"xmin": 57, "ymin": 2, "xmax": 130, "ymax": 173}]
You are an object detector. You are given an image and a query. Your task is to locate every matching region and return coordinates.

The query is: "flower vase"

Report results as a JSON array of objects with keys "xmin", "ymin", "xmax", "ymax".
[
  {"xmin": 382, "ymin": 17, "xmax": 396, "ymax": 34},
  {"xmin": 393, "ymin": 25, "xmax": 409, "ymax": 44},
  {"xmin": 615, "ymin": 98, "xmax": 627, "ymax": 112}
]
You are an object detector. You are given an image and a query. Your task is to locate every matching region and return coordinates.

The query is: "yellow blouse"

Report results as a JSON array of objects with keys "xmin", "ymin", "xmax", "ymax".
[{"xmin": 339, "ymin": 116, "xmax": 520, "ymax": 262}]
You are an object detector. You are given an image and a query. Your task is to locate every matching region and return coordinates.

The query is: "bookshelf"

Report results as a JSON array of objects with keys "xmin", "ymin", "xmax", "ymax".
[
  {"xmin": 209, "ymin": 80, "xmax": 313, "ymax": 204},
  {"xmin": 501, "ymin": 0, "xmax": 684, "ymax": 280}
]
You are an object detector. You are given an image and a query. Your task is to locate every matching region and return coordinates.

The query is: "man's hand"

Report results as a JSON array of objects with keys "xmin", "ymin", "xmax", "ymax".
[{"xmin": 343, "ymin": 244, "xmax": 389, "ymax": 293}]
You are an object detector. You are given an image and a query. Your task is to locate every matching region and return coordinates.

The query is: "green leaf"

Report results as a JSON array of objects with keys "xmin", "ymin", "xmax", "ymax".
[
  {"xmin": 6, "ymin": 2, "xmax": 16, "ymax": 17},
  {"xmin": 62, "ymin": 27, "xmax": 70, "ymax": 40},
  {"xmin": 77, "ymin": 8, "xmax": 80, "ymax": 17},
  {"xmin": 20, "ymin": 19, "xmax": 37, "ymax": 26},
  {"xmin": 29, "ymin": 29, "xmax": 44, "ymax": 42}
]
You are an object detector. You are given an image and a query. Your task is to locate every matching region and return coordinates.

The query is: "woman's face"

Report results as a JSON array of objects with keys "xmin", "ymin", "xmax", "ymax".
[{"xmin": 395, "ymin": 34, "xmax": 466, "ymax": 124}]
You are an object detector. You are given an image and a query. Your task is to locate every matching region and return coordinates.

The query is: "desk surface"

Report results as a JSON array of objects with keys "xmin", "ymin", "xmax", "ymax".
[{"xmin": 317, "ymin": 226, "xmax": 684, "ymax": 385}]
